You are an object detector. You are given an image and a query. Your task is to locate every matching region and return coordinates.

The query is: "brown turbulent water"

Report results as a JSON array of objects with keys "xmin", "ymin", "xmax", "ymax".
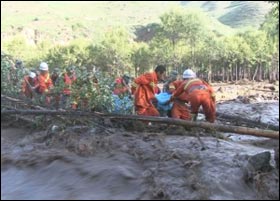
[{"xmin": 1, "ymin": 102, "xmax": 279, "ymax": 200}]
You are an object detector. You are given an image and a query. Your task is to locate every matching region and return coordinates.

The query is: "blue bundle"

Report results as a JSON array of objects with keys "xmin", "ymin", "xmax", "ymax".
[
  {"xmin": 155, "ymin": 92, "xmax": 172, "ymax": 111},
  {"xmin": 112, "ymin": 94, "xmax": 133, "ymax": 114}
]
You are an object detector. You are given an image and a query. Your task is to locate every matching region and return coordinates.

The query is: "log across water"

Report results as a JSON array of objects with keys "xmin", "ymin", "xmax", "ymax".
[{"xmin": 1, "ymin": 109, "xmax": 279, "ymax": 139}]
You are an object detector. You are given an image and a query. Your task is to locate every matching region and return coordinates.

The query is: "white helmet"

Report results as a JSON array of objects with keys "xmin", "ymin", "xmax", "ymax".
[
  {"xmin": 39, "ymin": 62, "xmax": 48, "ymax": 71},
  {"xmin": 29, "ymin": 72, "xmax": 36, "ymax": 79},
  {"xmin": 183, "ymin": 69, "xmax": 196, "ymax": 79}
]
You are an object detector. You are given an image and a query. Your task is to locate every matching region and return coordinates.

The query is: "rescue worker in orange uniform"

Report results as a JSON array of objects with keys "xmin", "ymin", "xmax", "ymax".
[
  {"xmin": 171, "ymin": 69, "xmax": 216, "ymax": 123},
  {"xmin": 21, "ymin": 71, "xmax": 38, "ymax": 99},
  {"xmin": 63, "ymin": 66, "xmax": 77, "ymax": 96},
  {"xmin": 131, "ymin": 65, "xmax": 166, "ymax": 116},
  {"xmin": 50, "ymin": 68, "xmax": 62, "ymax": 108},
  {"xmin": 62, "ymin": 66, "xmax": 77, "ymax": 109},
  {"xmin": 37, "ymin": 62, "xmax": 54, "ymax": 105},
  {"xmin": 113, "ymin": 74, "xmax": 131, "ymax": 98},
  {"xmin": 168, "ymin": 79, "xmax": 191, "ymax": 120}
]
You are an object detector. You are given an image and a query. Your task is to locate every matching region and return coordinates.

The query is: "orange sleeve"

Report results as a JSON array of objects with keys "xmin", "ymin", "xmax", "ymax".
[
  {"xmin": 134, "ymin": 73, "xmax": 152, "ymax": 85},
  {"xmin": 131, "ymin": 73, "xmax": 152, "ymax": 94},
  {"xmin": 172, "ymin": 81, "xmax": 186, "ymax": 97},
  {"xmin": 38, "ymin": 75, "xmax": 46, "ymax": 94},
  {"xmin": 47, "ymin": 77, "xmax": 53, "ymax": 89}
]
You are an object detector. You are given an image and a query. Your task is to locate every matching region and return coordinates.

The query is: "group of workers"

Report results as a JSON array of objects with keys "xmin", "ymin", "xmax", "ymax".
[
  {"xmin": 21, "ymin": 62, "xmax": 76, "ymax": 107},
  {"xmin": 21, "ymin": 62, "xmax": 216, "ymax": 123},
  {"xmin": 130, "ymin": 65, "xmax": 216, "ymax": 123}
]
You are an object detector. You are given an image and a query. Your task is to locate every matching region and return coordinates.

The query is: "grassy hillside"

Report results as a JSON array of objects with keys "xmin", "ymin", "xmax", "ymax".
[
  {"xmin": 181, "ymin": 1, "xmax": 272, "ymax": 28},
  {"xmin": 1, "ymin": 1, "xmax": 180, "ymax": 43},
  {"xmin": 1, "ymin": 1, "xmax": 272, "ymax": 44},
  {"xmin": 218, "ymin": 1, "xmax": 272, "ymax": 28}
]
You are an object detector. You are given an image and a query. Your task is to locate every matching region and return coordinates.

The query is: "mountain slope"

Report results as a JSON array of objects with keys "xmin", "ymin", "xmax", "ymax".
[
  {"xmin": 1, "ymin": 1, "xmax": 272, "ymax": 45},
  {"xmin": 218, "ymin": 1, "xmax": 272, "ymax": 28},
  {"xmin": 181, "ymin": 1, "xmax": 272, "ymax": 28}
]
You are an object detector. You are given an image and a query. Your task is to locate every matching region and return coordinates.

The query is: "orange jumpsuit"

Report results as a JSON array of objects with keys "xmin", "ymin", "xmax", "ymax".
[
  {"xmin": 172, "ymin": 78, "xmax": 216, "ymax": 123},
  {"xmin": 61, "ymin": 73, "xmax": 77, "ymax": 109},
  {"xmin": 37, "ymin": 73, "xmax": 53, "ymax": 105},
  {"xmin": 131, "ymin": 72, "xmax": 160, "ymax": 116},
  {"xmin": 37, "ymin": 73, "xmax": 53, "ymax": 94},
  {"xmin": 169, "ymin": 80, "xmax": 191, "ymax": 120},
  {"xmin": 63, "ymin": 73, "xmax": 76, "ymax": 95},
  {"xmin": 22, "ymin": 75, "xmax": 38, "ymax": 99}
]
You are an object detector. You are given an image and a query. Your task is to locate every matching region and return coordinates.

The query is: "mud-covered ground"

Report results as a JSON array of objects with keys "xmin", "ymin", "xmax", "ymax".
[{"xmin": 1, "ymin": 82, "xmax": 279, "ymax": 200}]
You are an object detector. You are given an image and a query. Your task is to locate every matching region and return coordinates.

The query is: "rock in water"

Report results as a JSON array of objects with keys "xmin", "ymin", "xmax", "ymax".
[
  {"xmin": 274, "ymin": 147, "xmax": 279, "ymax": 169},
  {"xmin": 248, "ymin": 151, "xmax": 272, "ymax": 172}
]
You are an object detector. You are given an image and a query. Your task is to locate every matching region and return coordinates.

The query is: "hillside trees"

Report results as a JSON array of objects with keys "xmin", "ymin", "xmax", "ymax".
[
  {"xmin": 3, "ymin": 35, "xmax": 30, "ymax": 60},
  {"xmin": 181, "ymin": 10, "xmax": 208, "ymax": 70},
  {"xmin": 2, "ymin": 35, "xmax": 51, "ymax": 68},
  {"xmin": 260, "ymin": 1, "xmax": 279, "ymax": 82},
  {"xmin": 131, "ymin": 42, "xmax": 153, "ymax": 76},
  {"xmin": 1, "ymin": 7, "xmax": 278, "ymax": 82},
  {"xmin": 44, "ymin": 39, "xmax": 90, "ymax": 71},
  {"xmin": 158, "ymin": 9, "xmax": 186, "ymax": 71},
  {"xmin": 157, "ymin": 9, "xmax": 209, "ymax": 74},
  {"xmin": 87, "ymin": 27, "xmax": 134, "ymax": 76},
  {"xmin": 196, "ymin": 32, "xmax": 220, "ymax": 82},
  {"xmin": 154, "ymin": 8, "xmax": 277, "ymax": 82},
  {"xmin": 238, "ymin": 30, "xmax": 271, "ymax": 81}
]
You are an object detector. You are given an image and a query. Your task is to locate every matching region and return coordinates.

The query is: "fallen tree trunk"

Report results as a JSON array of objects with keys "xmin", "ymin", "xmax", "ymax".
[
  {"xmin": 2, "ymin": 109, "xmax": 279, "ymax": 139},
  {"xmin": 216, "ymin": 112, "xmax": 279, "ymax": 131},
  {"xmin": 1, "ymin": 94, "xmax": 24, "ymax": 103},
  {"xmin": 107, "ymin": 114, "xmax": 279, "ymax": 139},
  {"xmin": 11, "ymin": 115, "xmax": 37, "ymax": 124},
  {"xmin": 1, "ymin": 94, "xmax": 47, "ymax": 110},
  {"xmin": 2, "ymin": 94, "xmax": 278, "ymax": 130}
]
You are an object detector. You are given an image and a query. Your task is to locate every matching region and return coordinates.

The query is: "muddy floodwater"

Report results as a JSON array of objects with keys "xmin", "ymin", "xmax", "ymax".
[{"xmin": 1, "ymin": 101, "xmax": 279, "ymax": 200}]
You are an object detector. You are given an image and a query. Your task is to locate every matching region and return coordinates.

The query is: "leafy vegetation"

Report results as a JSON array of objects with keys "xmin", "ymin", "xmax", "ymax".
[{"xmin": 1, "ymin": 2, "xmax": 279, "ymax": 86}]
